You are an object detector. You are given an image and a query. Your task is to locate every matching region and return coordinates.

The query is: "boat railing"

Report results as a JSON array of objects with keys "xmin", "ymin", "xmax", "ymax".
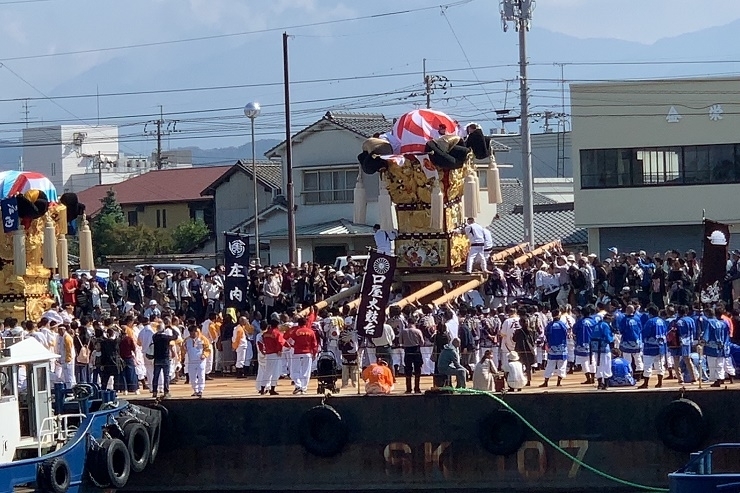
[
  {"xmin": 676, "ymin": 443, "xmax": 740, "ymax": 475},
  {"xmin": 37, "ymin": 413, "xmax": 87, "ymax": 457},
  {"xmin": 1, "ymin": 336, "xmax": 24, "ymax": 348}
]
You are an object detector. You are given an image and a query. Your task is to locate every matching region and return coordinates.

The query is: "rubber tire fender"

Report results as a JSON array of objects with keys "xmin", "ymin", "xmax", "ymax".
[
  {"xmin": 299, "ymin": 405, "xmax": 348, "ymax": 457},
  {"xmin": 38, "ymin": 457, "xmax": 71, "ymax": 493},
  {"xmin": 89, "ymin": 438, "xmax": 131, "ymax": 489},
  {"xmin": 123, "ymin": 422, "xmax": 151, "ymax": 473},
  {"xmin": 656, "ymin": 398, "xmax": 707, "ymax": 453},
  {"xmin": 479, "ymin": 409, "xmax": 526, "ymax": 456},
  {"xmin": 150, "ymin": 403, "xmax": 170, "ymax": 446},
  {"xmin": 146, "ymin": 404, "xmax": 165, "ymax": 464}
]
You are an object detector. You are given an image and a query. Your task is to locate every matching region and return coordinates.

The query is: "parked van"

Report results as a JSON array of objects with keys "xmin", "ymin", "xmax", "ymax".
[
  {"xmin": 333, "ymin": 255, "xmax": 370, "ymax": 271},
  {"xmin": 135, "ymin": 263, "xmax": 210, "ymax": 277}
]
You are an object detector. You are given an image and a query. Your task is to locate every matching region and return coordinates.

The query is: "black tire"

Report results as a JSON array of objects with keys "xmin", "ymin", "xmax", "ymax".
[
  {"xmin": 299, "ymin": 405, "xmax": 348, "ymax": 457},
  {"xmin": 89, "ymin": 438, "xmax": 131, "ymax": 489},
  {"xmin": 479, "ymin": 409, "xmax": 526, "ymax": 456},
  {"xmin": 123, "ymin": 422, "xmax": 151, "ymax": 473},
  {"xmin": 38, "ymin": 457, "xmax": 71, "ymax": 493},
  {"xmin": 656, "ymin": 398, "xmax": 707, "ymax": 453},
  {"xmin": 148, "ymin": 420, "xmax": 162, "ymax": 464},
  {"xmin": 150, "ymin": 404, "xmax": 170, "ymax": 443}
]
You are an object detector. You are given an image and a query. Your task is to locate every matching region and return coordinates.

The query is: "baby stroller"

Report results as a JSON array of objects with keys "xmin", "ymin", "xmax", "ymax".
[{"xmin": 315, "ymin": 349, "xmax": 341, "ymax": 394}]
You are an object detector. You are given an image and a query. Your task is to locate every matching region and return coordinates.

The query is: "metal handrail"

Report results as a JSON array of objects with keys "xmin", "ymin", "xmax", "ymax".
[
  {"xmin": 676, "ymin": 443, "xmax": 740, "ymax": 474},
  {"xmin": 36, "ymin": 413, "xmax": 86, "ymax": 457}
]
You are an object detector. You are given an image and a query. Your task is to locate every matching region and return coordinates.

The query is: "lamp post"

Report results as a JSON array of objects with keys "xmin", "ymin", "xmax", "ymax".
[{"xmin": 244, "ymin": 101, "xmax": 261, "ymax": 265}]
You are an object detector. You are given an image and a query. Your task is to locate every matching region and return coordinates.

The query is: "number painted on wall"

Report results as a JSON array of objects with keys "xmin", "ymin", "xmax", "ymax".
[{"xmin": 382, "ymin": 440, "xmax": 589, "ymax": 479}]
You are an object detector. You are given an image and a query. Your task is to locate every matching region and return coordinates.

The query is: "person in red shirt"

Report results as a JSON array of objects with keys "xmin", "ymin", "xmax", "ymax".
[
  {"xmin": 118, "ymin": 329, "xmax": 139, "ymax": 395},
  {"xmin": 287, "ymin": 312, "xmax": 318, "ymax": 394},
  {"xmin": 260, "ymin": 319, "xmax": 287, "ymax": 395},
  {"xmin": 62, "ymin": 273, "xmax": 79, "ymax": 307}
]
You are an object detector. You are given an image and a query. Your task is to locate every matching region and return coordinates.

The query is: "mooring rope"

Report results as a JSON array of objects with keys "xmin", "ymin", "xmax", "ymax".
[{"xmin": 450, "ymin": 387, "xmax": 670, "ymax": 492}]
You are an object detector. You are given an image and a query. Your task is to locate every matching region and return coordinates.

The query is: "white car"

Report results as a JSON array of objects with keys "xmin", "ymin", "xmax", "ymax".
[
  {"xmin": 333, "ymin": 255, "xmax": 369, "ymax": 271},
  {"xmin": 74, "ymin": 268, "xmax": 110, "ymax": 281}
]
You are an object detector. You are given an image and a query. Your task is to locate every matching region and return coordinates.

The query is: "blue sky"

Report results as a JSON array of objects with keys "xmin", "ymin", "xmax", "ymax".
[{"xmin": 1, "ymin": 0, "xmax": 740, "ymax": 157}]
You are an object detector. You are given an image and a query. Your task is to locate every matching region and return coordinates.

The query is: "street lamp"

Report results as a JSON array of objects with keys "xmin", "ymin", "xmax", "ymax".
[{"xmin": 244, "ymin": 101, "xmax": 261, "ymax": 265}]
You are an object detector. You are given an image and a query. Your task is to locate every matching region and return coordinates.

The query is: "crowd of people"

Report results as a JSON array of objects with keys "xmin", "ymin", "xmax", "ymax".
[{"xmin": 3, "ymin": 246, "xmax": 740, "ymax": 398}]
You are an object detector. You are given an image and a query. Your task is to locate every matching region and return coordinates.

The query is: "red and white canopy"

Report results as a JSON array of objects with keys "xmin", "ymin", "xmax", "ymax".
[{"xmin": 390, "ymin": 109, "xmax": 459, "ymax": 154}]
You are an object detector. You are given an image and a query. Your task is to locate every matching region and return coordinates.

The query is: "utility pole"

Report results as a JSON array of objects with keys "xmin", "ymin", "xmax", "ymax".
[
  {"xmin": 144, "ymin": 105, "xmax": 178, "ymax": 169},
  {"xmin": 422, "ymin": 58, "xmax": 449, "ymax": 109},
  {"xmin": 502, "ymin": 0, "xmax": 535, "ymax": 248},
  {"xmin": 283, "ymin": 32, "xmax": 297, "ymax": 264},
  {"xmin": 21, "ymin": 99, "xmax": 33, "ymax": 128},
  {"xmin": 554, "ymin": 62, "xmax": 569, "ymax": 178}
]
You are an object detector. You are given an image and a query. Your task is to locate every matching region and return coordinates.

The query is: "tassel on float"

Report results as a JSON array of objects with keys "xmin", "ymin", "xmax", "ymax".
[
  {"xmin": 378, "ymin": 176, "xmax": 395, "ymax": 232},
  {"xmin": 13, "ymin": 228, "xmax": 26, "ymax": 276},
  {"xmin": 353, "ymin": 174, "xmax": 367, "ymax": 224},
  {"xmin": 43, "ymin": 214, "xmax": 58, "ymax": 269},
  {"xmin": 487, "ymin": 159, "xmax": 503, "ymax": 204},
  {"xmin": 78, "ymin": 214, "xmax": 95, "ymax": 271},
  {"xmin": 463, "ymin": 172, "xmax": 478, "ymax": 218},
  {"xmin": 473, "ymin": 172, "xmax": 482, "ymax": 212},
  {"xmin": 430, "ymin": 180, "xmax": 444, "ymax": 231},
  {"xmin": 57, "ymin": 234, "xmax": 69, "ymax": 279}
]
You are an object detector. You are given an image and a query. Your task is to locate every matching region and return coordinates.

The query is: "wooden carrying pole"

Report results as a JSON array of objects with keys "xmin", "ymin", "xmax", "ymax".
[
  {"xmin": 344, "ymin": 281, "xmax": 402, "ymax": 313},
  {"xmin": 513, "ymin": 240, "xmax": 562, "ymax": 266},
  {"xmin": 431, "ymin": 279, "xmax": 484, "ymax": 307},
  {"xmin": 491, "ymin": 242, "xmax": 528, "ymax": 263},
  {"xmin": 298, "ymin": 283, "xmax": 361, "ymax": 316},
  {"xmin": 389, "ymin": 281, "xmax": 444, "ymax": 310}
]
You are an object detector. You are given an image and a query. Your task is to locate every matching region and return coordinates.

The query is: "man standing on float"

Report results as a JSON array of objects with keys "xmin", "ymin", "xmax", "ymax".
[
  {"xmin": 464, "ymin": 217, "xmax": 489, "ymax": 274},
  {"xmin": 373, "ymin": 224, "xmax": 397, "ymax": 255}
]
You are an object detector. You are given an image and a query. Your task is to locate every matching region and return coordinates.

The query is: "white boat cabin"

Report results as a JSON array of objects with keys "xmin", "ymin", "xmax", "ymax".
[{"xmin": 0, "ymin": 338, "xmax": 57, "ymax": 464}]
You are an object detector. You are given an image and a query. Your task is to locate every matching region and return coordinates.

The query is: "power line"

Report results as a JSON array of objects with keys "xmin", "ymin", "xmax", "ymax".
[{"xmin": 0, "ymin": 0, "xmax": 475, "ymax": 62}]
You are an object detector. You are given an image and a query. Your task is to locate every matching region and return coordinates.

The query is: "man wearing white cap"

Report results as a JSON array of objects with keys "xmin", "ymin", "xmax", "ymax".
[{"xmin": 144, "ymin": 299, "xmax": 161, "ymax": 319}]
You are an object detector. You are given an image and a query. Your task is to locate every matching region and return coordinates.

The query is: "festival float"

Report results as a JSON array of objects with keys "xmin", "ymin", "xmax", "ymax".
[
  {"xmin": 0, "ymin": 170, "xmax": 90, "ymax": 321},
  {"xmin": 356, "ymin": 109, "xmax": 503, "ymax": 271},
  {"xmin": 0, "ymin": 171, "xmax": 164, "ymax": 493}
]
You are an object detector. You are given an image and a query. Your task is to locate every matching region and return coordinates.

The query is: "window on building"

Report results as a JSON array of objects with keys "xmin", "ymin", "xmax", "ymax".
[
  {"xmin": 194, "ymin": 209, "xmax": 205, "ymax": 222},
  {"xmin": 580, "ymin": 143, "xmax": 740, "ymax": 189},
  {"xmin": 51, "ymin": 162, "xmax": 56, "ymax": 176},
  {"xmin": 156, "ymin": 209, "xmax": 167, "ymax": 228},
  {"xmin": 303, "ymin": 169, "xmax": 358, "ymax": 204},
  {"xmin": 128, "ymin": 211, "xmax": 138, "ymax": 226}
]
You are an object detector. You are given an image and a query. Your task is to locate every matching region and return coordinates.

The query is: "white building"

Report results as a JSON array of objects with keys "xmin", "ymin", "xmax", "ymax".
[
  {"xmin": 22, "ymin": 125, "xmax": 119, "ymax": 193},
  {"xmin": 22, "ymin": 125, "xmax": 193, "ymax": 194},
  {"xmin": 571, "ymin": 76, "xmax": 740, "ymax": 256}
]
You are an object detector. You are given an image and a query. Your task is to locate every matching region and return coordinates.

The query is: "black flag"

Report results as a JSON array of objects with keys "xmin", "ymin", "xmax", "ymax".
[
  {"xmin": 700, "ymin": 219, "xmax": 730, "ymax": 303},
  {"xmin": 223, "ymin": 232, "xmax": 250, "ymax": 313},
  {"xmin": 355, "ymin": 250, "xmax": 397, "ymax": 339}
]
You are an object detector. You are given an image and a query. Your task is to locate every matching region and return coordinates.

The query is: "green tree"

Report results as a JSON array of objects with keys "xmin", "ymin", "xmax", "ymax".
[
  {"xmin": 171, "ymin": 219, "xmax": 211, "ymax": 253},
  {"xmin": 91, "ymin": 188, "xmax": 126, "ymax": 260},
  {"xmin": 109, "ymin": 225, "xmax": 173, "ymax": 256}
]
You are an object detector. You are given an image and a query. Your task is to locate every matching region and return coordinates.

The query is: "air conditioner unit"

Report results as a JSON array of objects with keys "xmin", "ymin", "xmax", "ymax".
[{"xmin": 72, "ymin": 132, "xmax": 87, "ymax": 146}]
